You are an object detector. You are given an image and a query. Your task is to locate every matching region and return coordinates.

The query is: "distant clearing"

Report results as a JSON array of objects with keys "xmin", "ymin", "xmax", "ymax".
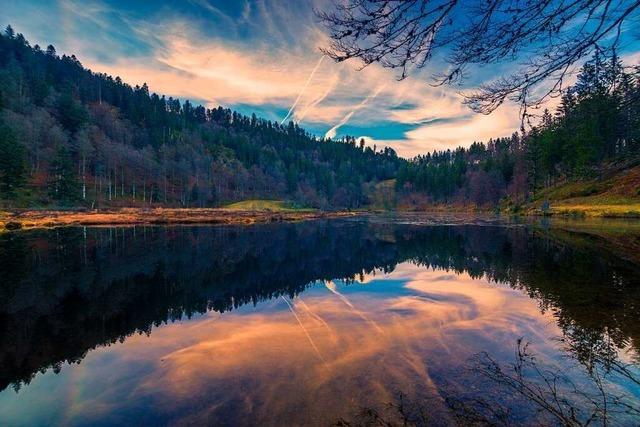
[{"xmin": 224, "ymin": 200, "xmax": 314, "ymax": 212}]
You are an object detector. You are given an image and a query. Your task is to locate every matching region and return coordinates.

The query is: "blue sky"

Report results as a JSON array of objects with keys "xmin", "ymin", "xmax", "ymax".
[{"xmin": 3, "ymin": 0, "xmax": 640, "ymax": 157}]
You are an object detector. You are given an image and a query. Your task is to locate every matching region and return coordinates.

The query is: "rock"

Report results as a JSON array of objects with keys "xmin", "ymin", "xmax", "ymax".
[{"xmin": 541, "ymin": 200, "xmax": 551, "ymax": 215}]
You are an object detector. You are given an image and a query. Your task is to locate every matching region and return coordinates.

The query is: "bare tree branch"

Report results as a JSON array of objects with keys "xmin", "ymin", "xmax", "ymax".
[{"xmin": 317, "ymin": 0, "xmax": 640, "ymax": 117}]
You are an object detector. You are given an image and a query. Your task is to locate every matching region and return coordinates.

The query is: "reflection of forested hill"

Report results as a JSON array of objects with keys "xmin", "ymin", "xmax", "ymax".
[
  {"xmin": 0, "ymin": 220, "xmax": 402, "ymax": 391},
  {"xmin": 0, "ymin": 220, "xmax": 639, "ymax": 391}
]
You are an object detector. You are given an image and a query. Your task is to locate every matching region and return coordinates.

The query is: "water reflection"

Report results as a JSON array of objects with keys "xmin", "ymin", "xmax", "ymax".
[{"xmin": 0, "ymin": 219, "xmax": 639, "ymax": 425}]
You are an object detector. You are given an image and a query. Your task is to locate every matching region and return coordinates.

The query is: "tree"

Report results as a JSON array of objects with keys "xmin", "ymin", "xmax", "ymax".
[
  {"xmin": 57, "ymin": 92, "xmax": 89, "ymax": 133},
  {"xmin": 286, "ymin": 164, "xmax": 299, "ymax": 194},
  {"xmin": 4, "ymin": 25, "xmax": 14, "ymax": 39},
  {"xmin": 318, "ymin": 0, "xmax": 640, "ymax": 116},
  {"xmin": 0, "ymin": 124, "xmax": 26, "ymax": 198},
  {"xmin": 49, "ymin": 145, "xmax": 80, "ymax": 203}
]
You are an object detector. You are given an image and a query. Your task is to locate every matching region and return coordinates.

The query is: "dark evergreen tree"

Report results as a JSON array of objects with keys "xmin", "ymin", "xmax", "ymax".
[{"xmin": 0, "ymin": 123, "xmax": 26, "ymax": 197}]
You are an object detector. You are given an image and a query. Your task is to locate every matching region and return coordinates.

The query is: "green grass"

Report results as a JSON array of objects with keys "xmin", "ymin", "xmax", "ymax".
[
  {"xmin": 548, "ymin": 203, "xmax": 640, "ymax": 218},
  {"xmin": 223, "ymin": 199, "xmax": 314, "ymax": 212}
]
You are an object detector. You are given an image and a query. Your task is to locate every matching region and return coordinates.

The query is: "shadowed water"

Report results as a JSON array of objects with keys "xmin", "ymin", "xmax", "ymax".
[{"xmin": 0, "ymin": 217, "xmax": 639, "ymax": 426}]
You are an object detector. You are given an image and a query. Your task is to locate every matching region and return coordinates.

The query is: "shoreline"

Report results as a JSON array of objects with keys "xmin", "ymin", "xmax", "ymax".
[
  {"xmin": 0, "ymin": 208, "xmax": 359, "ymax": 231},
  {"xmin": 395, "ymin": 203, "xmax": 640, "ymax": 218},
  {"xmin": 3, "ymin": 205, "xmax": 640, "ymax": 232}
]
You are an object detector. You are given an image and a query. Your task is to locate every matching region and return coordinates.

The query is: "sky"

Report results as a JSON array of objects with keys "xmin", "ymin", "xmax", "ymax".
[{"xmin": 3, "ymin": 0, "xmax": 640, "ymax": 158}]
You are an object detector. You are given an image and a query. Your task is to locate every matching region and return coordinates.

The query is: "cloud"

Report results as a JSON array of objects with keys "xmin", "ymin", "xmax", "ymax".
[
  {"xmin": 85, "ymin": 30, "xmax": 328, "ymax": 107},
  {"xmin": 357, "ymin": 104, "xmax": 521, "ymax": 158},
  {"xmin": 403, "ymin": 105, "xmax": 521, "ymax": 152},
  {"xmin": 84, "ymin": 23, "xmax": 521, "ymax": 155}
]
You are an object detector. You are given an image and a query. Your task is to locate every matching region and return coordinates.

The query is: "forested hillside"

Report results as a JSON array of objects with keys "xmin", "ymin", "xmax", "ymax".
[
  {"xmin": 1, "ymin": 26, "xmax": 638, "ymax": 212},
  {"xmin": 0, "ymin": 27, "xmax": 401, "ymax": 209},
  {"xmin": 397, "ymin": 53, "xmax": 640, "ymax": 211}
]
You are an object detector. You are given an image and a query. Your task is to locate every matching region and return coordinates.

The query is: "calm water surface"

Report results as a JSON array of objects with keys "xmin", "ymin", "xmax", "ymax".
[{"xmin": 0, "ymin": 217, "xmax": 639, "ymax": 426}]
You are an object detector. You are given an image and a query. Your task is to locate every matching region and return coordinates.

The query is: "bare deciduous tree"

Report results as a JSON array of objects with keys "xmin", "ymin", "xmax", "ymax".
[{"xmin": 317, "ymin": 0, "xmax": 640, "ymax": 118}]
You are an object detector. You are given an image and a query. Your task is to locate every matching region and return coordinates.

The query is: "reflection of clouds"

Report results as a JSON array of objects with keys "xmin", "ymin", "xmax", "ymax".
[
  {"xmin": 352, "ymin": 267, "xmax": 389, "ymax": 284},
  {"xmin": 295, "ymin": 297, "xmax": 333, "ymax": 332},
  {"xmin": 1, "ymin": 265, "xmax": 563, "ymax": 426},
  {"xmin": 362, "ymin": 268, "xmax": 551, "ymax": 368},
  {"xmin": 281, "ymin": 296, "xmax": 329, "ymax": 367},
  {"xmin": 91, "ymin": 267, "xmax": 559, "ymax": 424},
  {"xmin": 355, "ymin": 262, "xmax": 421, "ymax": 284}
]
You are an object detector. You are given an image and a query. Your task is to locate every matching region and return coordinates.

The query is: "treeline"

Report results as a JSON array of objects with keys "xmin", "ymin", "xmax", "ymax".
[
  {"xmin": 397, "ymin": 53, "xmax": 640, "ymax": 207},
  {"xmin": 0, "ymin": 26, "xmax": 401, "ymax": 208}
]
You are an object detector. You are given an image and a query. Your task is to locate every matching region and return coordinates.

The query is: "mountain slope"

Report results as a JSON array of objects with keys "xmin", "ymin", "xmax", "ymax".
[{"xmin": 0, "ymin": 27, "xmax": 402, "ymax": 209}]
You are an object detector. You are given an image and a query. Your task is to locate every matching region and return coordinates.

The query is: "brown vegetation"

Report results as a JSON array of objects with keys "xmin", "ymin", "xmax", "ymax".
[{"xmin": 0, "ymin": 208, "xmax": 357, "ymax": 231}]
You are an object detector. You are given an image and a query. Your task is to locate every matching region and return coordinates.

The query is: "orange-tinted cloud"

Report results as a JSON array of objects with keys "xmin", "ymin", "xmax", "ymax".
[{"xmin": 64, "ymin": 266, "xmax": 560, "ymax": 424}]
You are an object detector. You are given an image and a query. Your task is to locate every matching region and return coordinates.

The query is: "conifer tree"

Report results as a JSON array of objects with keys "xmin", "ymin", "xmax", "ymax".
[{"xmin": 0, "ymin": 124, "xmax": 26, "ymax": 198}]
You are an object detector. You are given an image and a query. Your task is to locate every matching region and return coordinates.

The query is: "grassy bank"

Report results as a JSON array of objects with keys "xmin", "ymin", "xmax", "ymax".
[
  {"xmin": 525, "ymin": 164, "xmax": 640, "ymax": 218},
  {"xmin": 541, "ymin": 203, "xmax": 640, "ymax": 218}
]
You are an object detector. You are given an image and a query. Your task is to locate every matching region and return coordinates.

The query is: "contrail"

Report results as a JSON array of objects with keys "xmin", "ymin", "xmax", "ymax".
[
  {"xmin": 324, "ymin": 280, "xmax": 354, "ymax": 308},
  {"xmin": 324, "ymin": 84, "xmax": 385, "ymax": 139},
  {"xmin": 296, "ymin": 74, "xmax": 338, "ymax": 124},
  {"xmin": 281, "ymin": 55, "xmax": 325, "ymax": 125},
  {"xmin": 282, "ymin": 296, "xmax": 328, "ymax": 368}
]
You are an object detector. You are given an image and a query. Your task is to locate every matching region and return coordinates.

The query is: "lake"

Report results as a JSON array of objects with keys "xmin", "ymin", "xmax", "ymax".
[{"xmin": 0, "ymin": 216, "xmax": 639, "ymax": 426}]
